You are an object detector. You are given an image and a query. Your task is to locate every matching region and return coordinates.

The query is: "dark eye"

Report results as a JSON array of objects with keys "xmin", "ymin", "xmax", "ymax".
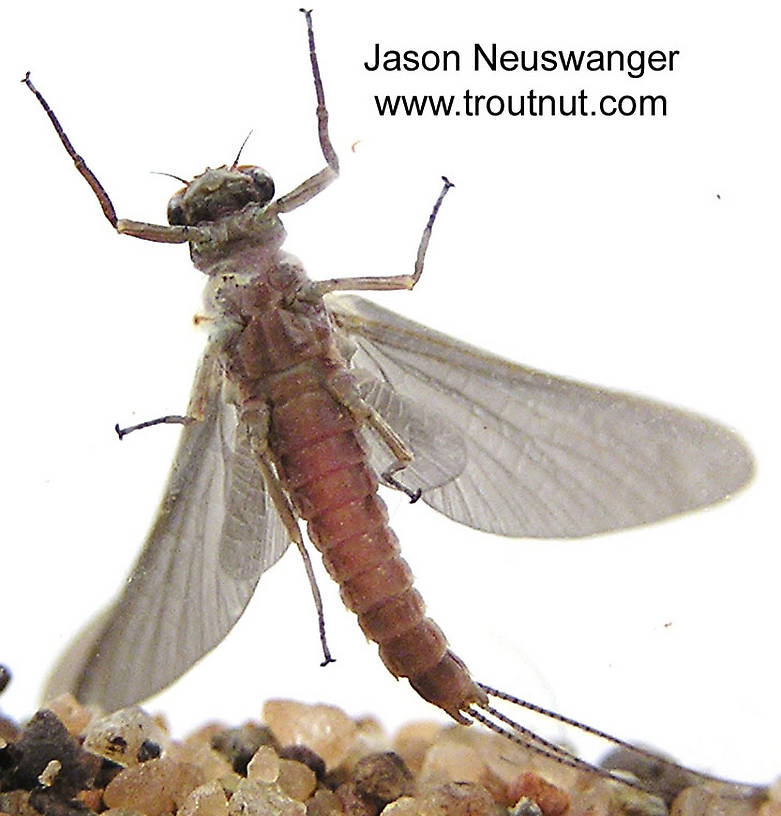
[
  {"xmin": 167, "ymin": 199, "xmax": 186, "ymax": 226},
  {"xmin": 251, "ymin": 170, "xmax": 274, "ymax": 204}
]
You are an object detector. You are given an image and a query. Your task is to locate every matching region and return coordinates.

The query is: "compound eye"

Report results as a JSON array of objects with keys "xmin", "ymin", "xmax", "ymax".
[
  {"xmin": 167, "ymin": 198, "xmax": 186, "ymax": 226},
  {"xmin": 250, "ymin": 170, "xmax": 275, "ymax": 205}
]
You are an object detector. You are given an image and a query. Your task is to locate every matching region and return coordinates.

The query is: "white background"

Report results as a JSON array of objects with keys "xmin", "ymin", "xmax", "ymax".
[{"xmin": 2, "ymin": 0, "xmax": 778, "ymax": 787}]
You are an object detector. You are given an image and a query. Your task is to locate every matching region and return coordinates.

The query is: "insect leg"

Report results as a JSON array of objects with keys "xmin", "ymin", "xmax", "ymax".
[
  {"xmin": 303, "ymin": 178, "xmax": 454, "ymax": 298},
  {"xmin": 114, "ymin": 349, "xmax": 224, "ymax": 439},
  {"xmin": 324, "ymin": 375, "xmax": 421, "ymax": 503},
  {"xmin": 23, "ymin": 73, "xmax": 209, "ymax": 245},
  {"xmin": 274, "ymin": 10, "xmax": 339, "ymax": 216},
  {"xmin": 115, "ymin": 415, "xmax": 196, "ymax": 440},
  {"xmin": 242, "ymin": 400, "xmax": 335, "ymax": 667},
  {"xmin": 299, "ymin": 9, "xmax": 339, "ymax": 175}
]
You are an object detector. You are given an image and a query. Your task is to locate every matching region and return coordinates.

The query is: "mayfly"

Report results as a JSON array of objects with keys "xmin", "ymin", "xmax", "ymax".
[{"xmin": 25, "ymin": 10, "xmax": 756, "ymax": 798}]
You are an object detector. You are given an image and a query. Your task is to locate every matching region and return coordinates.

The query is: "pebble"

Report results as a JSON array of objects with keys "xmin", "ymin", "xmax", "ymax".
[
  {"xmin": 419, "ymin": 739, "xmax": 486, "ymax": 787},
  {"xmin": 84, "ymin": 707, "xmax": 169, "ymax": 767},
  {"xmin": 335, "ymin": 781, "xmax": 379, "ymax": 816},
  {"xmin": 103, "ymin": 756, "xmax": 205, "ymax": 816},
  {"xmin": 211, "ymin": 723, "xmax": 278, "ymax": 775},
  {"xmin": 278, "ymin": 758, "xmax": 317, "ymax": 801},
  {"xmin": 9, "ymin": 709, "xmax": 99, "ymax": 798},
  {"xmin": 247, "ymin": 745, "xmax": 281, "ymax": 784},
  {"xmin": 167, "ymin": 740, "xmax": 232, "ymax": 782},
  {"xmin": 343, "ymin": 718, "xmax": 390, "ymax": 770},
  {"xmin": 42, "ymin": 694, "xmax": 93, "ymax": 736},
  {"xmin": 306, "ymin": 789, "xmax": 345, "ymax": 816},
  {"xmin": 37, "ymin": 760, "xmax": 61, "ymax": 788},
  {"xmin": 353, "ymin": 753, "xmax": 413, "ymax": 804},
  {"xmin": 418, "ymin": 780, "xmax": 501, "ymax": 816},
  {"xmin": 278, "ymin": 744, "xmax": 327, "ymax": 781},
  {"xmin": 177, "ymin": 780, "xmax": 229, "ymax": 816},
  {"xmin": 768, "ymin": 779, "xmax": 781, "ymax": 804},
  {"xmin": 507, "ymin": 771, "xmax": 571, "ymax": 816},
  {"xmin": 392, "ymin": 722, "xmax": 442, "ymax": 777},
  {"xmin": 227, "ymin": 778, "xmax": 305, "ymax": 816},
  {"xmin": 0, "ymin": 699, "xmax": 774, "ymax": 816},
  {"xmin": 671, "ymin": 786, "xmax": 760, "ymax": 816},
  {"xmin": 263, "ymin": 701, "xmax": 357, "ymax": 771}
]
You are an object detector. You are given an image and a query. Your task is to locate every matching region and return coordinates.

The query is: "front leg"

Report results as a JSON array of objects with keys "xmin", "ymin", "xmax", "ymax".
[
  {"xmin": 273, "ymin": 10, "xmax": 340, "ymax": 216},
  {"xmin": 22, "ymin": 73, "xmax": 208, "ymax": 246}
]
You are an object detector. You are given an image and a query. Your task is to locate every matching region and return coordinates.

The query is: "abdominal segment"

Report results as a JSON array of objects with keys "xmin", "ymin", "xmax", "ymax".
[{"xmin": 267, "ymin": 362, "xmax": 485, "ymax": 720}]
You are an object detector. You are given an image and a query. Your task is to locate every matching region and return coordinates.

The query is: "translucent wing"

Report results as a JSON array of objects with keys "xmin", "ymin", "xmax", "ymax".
[
  {"xmin": 328, "ymin": 295, "xmax": 753, "ymax": 538},
  {"xmin": 352, "ymin": 368, "xmax": 468, "ymax": 492},
  {"xmin": 45, "ymin": 351, "xmax": 291, "ymax": 710}
]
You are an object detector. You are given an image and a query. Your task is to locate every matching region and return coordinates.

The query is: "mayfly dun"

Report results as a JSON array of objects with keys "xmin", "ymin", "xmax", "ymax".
[{"xmin": 24, "ymin": 9, "xmax": 758, "ymax": 799}]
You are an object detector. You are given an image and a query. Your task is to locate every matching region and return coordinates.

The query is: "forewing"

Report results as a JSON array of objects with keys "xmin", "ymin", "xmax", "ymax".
[
  {"xmin": 328, "ymin": 295, "xmax": 753, "ymax": 538},
  {"xmin": 45, "ymin": 352, "xmax": 291, "ymax": 710}
]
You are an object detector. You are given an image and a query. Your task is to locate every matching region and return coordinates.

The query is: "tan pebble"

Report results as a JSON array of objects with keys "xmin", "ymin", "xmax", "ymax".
[
  {"xmin": 392, "ymin": 723, "xmax": 442, "ymax": 777},
  {"xmin": 228, "ymin": 779, "xmax": 305, "ymax": 816},
  {"xmin": 479, "ymin": 731, "xmax": 579, "ymax": 797},
  {"xmin": 769, "ymin": 779, "xmax": 781, "ymax": 805},
  {"xmin": 104, "ymin": 756, "xmax": 205, "ymax": 816},
  {"xmin": 343, "ymin": 719, "xmax": 390, "ymax": 769},
  {"xmin": 608, "ymin": 779, "xmax": 667, "ymax": 816},
  {"xmin": 185, "ymin": 724, "xmax": 229, "ymax": 748},
  {"xmin": 379, "ymin": 797, "xmax": 420, "ymax": 816},
  {"xmin": 37, "ymin": 759, "xmax": 61, "ymax": 787},
  {"xmin": 671, "ymin": 787, "xmax": 715, "ymax": 816},
  {"xmin": 212, "ymin": 723, "xmax": 279, "ymax": 774},
  {"xmin": 154, "ymin": 714, "xmax": 172, "ymax": 733},
  {"xmin": 168, "ymin": 741, "xmax": 233, "ymax": 782},
  {"xmin": 760, "ymin": 804, "xmax": 781, "ymax": 816},
  {"xmin": 477, "ymin": 764, "xmax": 512, "ymax": 809},
  {"xmin": 472, "ymin": 733, "xmax": 535, "ymax": 791},
  {"xmin": 356, "ymin": 719, "xmax": 387, "ymax": 746},
  {"xmin": 353, "ymin": 753, "xmax": 413, "ymax": 805},
  {"xmin": 177, "ymin": 780, "xmax": 229, "ymax": 816},
  {"xmin": 478, "ymin": 749, "xmax": 549, "ymax": 810},
  {"xmin": 103, "ymin": 809, "xmax": 149, "ymax": 816},
  {"xmin": 218, "ymin": 773, "xmax": 243, "ymax": 798},
  {"xmin": 85, "ymin": 707, "xmax": 169, "ymax": 767},
  {"xmin": 278, "ymin": 759, "xmax": 317, "ymax": 802},
  {"xmin": 478, "ymin": 734, "xmax": 581, "ymax": 799},
  {"xmin": 508, "ymin": 772, "xmax": 570, "ymax": 816},
  {"xmin": 247, "ymin": 745, "xmax": 281, "ymax": 783},
  {"xmin": 0, "ymin": 789, "xmax": 38, "ymax": 816},
  {"xmin": 509, "ymin": 799, "xmax": 544, "ymax": 816},
  {"xmin": 43, "ymin": 694, "xmax": 93, "ymax": 735},
  {"xmin": 78, "ymin": 789, "xmax": 104, "ymax": 811},
  {"xmin": 420, "ymin": 740, "xmax": 486, "ymax": 786},
  {"xmin": 0, "ymin": 716, "xmax": 20, "ymax": 744},
  {"xmin": 671, "ymin": 787, "xmax": 760, "ymax": 816},
  {"xmin": 307, "ymin": 789, "xmax": 345, "ymax": 816},
  {"xmin": 279, "ymin": 745, "xmax": 327, "ymax": 781},
  {"xmin": 564, "ymin": 782, "xmax": 613, "ymax": 816},
  {"xmin": 419, "ymin": 781, "xmax": 499, "ymax": 816},
  {"xmin": 263, "ymin": 701, "xmax": 356, "ymax": 771},
  {"xmin": 335, "ymin": 782, "xmax": 379, "ymax": 816}
]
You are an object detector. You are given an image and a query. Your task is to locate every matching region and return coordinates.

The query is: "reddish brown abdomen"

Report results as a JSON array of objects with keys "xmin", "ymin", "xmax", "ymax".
[{"xmin": 267, "ymin": 363, "xmax": 485, "ymax": 721}]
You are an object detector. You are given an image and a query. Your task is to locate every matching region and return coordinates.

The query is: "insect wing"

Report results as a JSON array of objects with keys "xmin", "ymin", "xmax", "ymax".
[
  {"xmin": 351, "ymin": 368, "xmax": 468, "ymax": 492},
  {"xmin": 328, "ymin": 294, "xmax": 753, "ymax": 538},
  {"xmin": 45, "ymin": 353, "xmax": 291, "ymax": 710}
]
